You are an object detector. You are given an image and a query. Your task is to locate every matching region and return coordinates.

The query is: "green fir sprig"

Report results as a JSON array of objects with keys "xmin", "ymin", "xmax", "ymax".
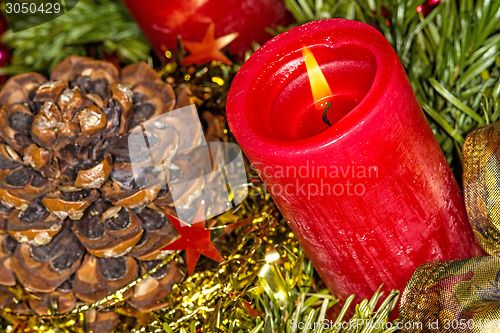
[
  {"xmin": 0, "ymin": 0, "xmax": 150, "ymax": 76},
  {"xmin": 285, "ymin": 0, "xmax": 500, "ymax": 175}
]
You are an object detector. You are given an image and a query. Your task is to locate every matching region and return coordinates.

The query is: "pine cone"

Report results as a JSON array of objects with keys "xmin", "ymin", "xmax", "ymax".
[
  {"xmin": 28, "ymin": 280, "xmax": 77, "ymax": 315},
  {"xmin": 0, "ymin": 234, "xmax": 16, "ymax": 286},
  {"xmin": 0, "ymin": 56, "xmax": 227, "ymax": 318}
]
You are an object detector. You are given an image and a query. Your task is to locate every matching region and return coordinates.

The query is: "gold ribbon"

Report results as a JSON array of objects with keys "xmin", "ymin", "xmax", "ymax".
[{"xmin": 400, "ymin": 121, "xmax": 500, "ymax": 332}]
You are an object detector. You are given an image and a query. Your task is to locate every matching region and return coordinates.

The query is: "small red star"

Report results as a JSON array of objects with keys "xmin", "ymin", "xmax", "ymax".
[
  {"xmin": 181, "ymin": 23, "xmax": 238, "ymax": 66},
  {"xmin": 162, "ymin": 206, "xmax": 223, "ymax": 275},
  {"xmin": 242, "ymin": 300, "xmax": 264, "ymax": 318}
]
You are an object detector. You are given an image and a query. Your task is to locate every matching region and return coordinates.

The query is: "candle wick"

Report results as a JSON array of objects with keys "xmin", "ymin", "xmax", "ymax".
[{"xmin": 323, "ymin": 102, "xmax": 332, "ymax": 127}]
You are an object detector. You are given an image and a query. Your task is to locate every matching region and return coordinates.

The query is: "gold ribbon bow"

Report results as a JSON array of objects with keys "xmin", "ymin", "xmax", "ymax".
[{"xmin": 400, "ymin": 122, "xmax": 500, "ymax": 332}]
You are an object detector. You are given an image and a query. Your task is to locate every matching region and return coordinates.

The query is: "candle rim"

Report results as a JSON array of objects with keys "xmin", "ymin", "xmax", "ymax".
[{"xmin": 227, "ymin": 18, "xmax": 402, "ymax": 155}]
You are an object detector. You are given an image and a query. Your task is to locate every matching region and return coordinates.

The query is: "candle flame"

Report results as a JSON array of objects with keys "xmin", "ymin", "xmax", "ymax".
[{"xmin": 301, "ymin": 46, "xmax": 332, "ymax": 110}]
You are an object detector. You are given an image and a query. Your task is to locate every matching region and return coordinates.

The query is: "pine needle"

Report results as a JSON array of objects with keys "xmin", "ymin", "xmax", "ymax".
[
  {"xmin": 284, "ymin": 0, "xmax": 500, "ymax": 174},
  {"xmin": 1, "ymin": 0, "xmax": 150, "ymax": 76}
]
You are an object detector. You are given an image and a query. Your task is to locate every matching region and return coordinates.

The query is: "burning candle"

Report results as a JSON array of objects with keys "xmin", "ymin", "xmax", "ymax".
[{"xmin": 226, "ymin": 19, "xmax": 481, "ymax": 303}]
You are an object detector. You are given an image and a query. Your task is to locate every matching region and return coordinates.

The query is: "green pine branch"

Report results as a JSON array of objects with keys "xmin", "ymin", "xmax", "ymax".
[
  {"xmin": 284, "ymin": 0, "xmax": 500, "ymax": 174},
  {"xmin": 0, "ymin": 0, "xmax": 150, "ymax": 76},
  {"xmin": 288, "ymin": 287, "xmax": 400, "ymax": 333}
]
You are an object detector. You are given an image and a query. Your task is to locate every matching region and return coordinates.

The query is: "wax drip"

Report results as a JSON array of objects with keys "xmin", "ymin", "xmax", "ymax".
[{"xmin": 323, "ymin": 102, "xmax": 332, "ymax": 126}]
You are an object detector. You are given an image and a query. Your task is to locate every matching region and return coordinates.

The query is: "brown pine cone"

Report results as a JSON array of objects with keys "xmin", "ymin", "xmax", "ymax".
[
  {"xmin": 0, "ymin": 285, "xmax": 14, "ymax": 309},
  {"xmin": 0, "ymin": 201, "xmax": 13, "ymax": 232},
  {"xmin": 73, "ymin": 254, "xmax": 138, "ymax": 303},
  {"xmin": 28, "ymin": 280, "xmax": 77, "ymax": 315},
  {"xmin": 72, "ymin": 199, "xmax": 144, "ymax": 258},
  {"xmin": 13, "ymin": 222, "xmax": 85, "ymax": 293},
  {"xmin": 129, "ymin": 207, "xmax": 180, "ymax": 261},
  {"xmin": 0, "ymin": 234, "xmax": 17, "ymax": 286},
  {"xmin": 0, "ymin": 56, "xmax": 221, "ymax": 319},
  {"xmin": 86, "ymin": 309, "xmax": 120, "ymax": 333},
  {"xmin": 129, "ymin": 259, "xmax": 184, "ymax": 311},
  {"xmin": 6, "ymin": 200, "xmax": 63, "ymax": 245}
]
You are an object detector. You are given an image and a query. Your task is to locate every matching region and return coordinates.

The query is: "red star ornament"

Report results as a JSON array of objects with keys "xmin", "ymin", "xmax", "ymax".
[
  {"xmin": 181, "ymin": 22, "xmax": 238, "ymax": 66},
  {"xmin": 162, "ymin": 206, "xmax": 224, "ymax": 275}
]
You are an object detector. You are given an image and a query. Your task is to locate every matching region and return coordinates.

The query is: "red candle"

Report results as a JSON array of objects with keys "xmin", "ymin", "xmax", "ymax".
[
  {"xmin": 121, "ymin": 0, "xmax": 291, "ymax": 58},
  {"xmin": 226, "ymin": 19, "xmax": 481, "ymax": 303}
]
